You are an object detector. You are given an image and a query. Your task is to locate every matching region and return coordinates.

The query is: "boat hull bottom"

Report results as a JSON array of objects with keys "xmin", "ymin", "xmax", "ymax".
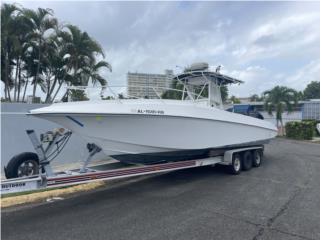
[{"xmin": 110, "ymin": 141, "xmax": 268, "ymax": 165}]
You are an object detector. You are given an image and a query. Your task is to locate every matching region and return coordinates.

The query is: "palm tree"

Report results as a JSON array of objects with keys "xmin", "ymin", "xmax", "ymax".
[
  {"xmin": 21, "ymin": 44, "xmax": 38, "ymax": 102},
  {"xmin": 44, "ymin": 27, "xmax": 75, "ymax": 103},
  {"xmin": 59, "ymin": 24, "xmax": 111, "ymax": 101},
  {"xmin": 23, "ymin": 7, "xmax": 58, "ymax": 99},
  {"xmin": 1, "ymin": 3, "xmax": 21, "ymax": 101},
  {"xmin": 250, "ymin": 94, "xmax": 264, "ymax": 102},
  {"xmin": 39, "ymin": 32, "xmax": 63, "ymax": 103},
  {"xmin": 65, "ymin": 60, "xmax": 111, "ymax": 102},
  {"xmin": 84, "ymin": 60, "xmax": 112, "ymax": 85},
  {"xmin": 1, "ymin": 4, "xmax": 110, "ymax": 103},
  {"xmin": 264, "ymin": 86, "xmax": 298, "ymax": 134},
  {"xmin": 12, "ymin": 12, "xmax": 35, "ymax": 102},
  {"xmin": 63, "ymin": 25, "xmax": 105, "ymax": 84}
]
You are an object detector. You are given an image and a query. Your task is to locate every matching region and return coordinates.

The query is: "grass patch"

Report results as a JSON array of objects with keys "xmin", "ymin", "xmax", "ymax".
[{"xmin": 1, "ymin": 181, "xmax": 106, "ymax": 208}]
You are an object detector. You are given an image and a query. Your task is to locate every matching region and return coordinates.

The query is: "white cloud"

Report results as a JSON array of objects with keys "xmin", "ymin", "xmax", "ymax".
[
  {"xmin": 2, "ymin": 1, "xmax": 320, "ymax": 100},
  {"xmin": 284, "ymin": 60, "xmax": 320, "ymax": 90},
  {"xmin": 250, "ymin": 13, "xmax": 320, "ymax": 42},
  {"xmin": 224, "ymin": 66, "xmax": 272, "ymax": 97},
  {"xmin": 232, "ymin": 12, "xmax": 320, "ymax": 62}
]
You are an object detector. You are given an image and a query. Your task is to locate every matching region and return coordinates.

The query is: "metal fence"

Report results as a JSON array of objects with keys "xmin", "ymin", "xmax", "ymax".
[{"xmin": 302, "ymin": 101, "xmax": 320, "ymax": 120}]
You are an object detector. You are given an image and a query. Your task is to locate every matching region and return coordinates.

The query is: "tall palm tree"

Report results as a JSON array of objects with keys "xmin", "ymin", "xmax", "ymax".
[
  {"xmin": 40, "ymin": 33, "xmax": 61, "ymax": 102},
  {"xmin": 264, "ymin": 86, "xmax": 298, "ymax": 134},
  {"xmin": 1, "ymin": 3, "xmax": 110, "ymax": 103},
  {"xmin": 83, "ymin": 60, "xmax": 112, "ymax": 99},
  {"xmin": 59, "ymin": 24, "xmax": 111, "ymax": 101},
  {"xmin": 11, "ymin": 12, "xmax": 35, "ymax": 102},
  {"xmin": 21, "ymin": 44, "xmax": 38, "ymax": 102},
  {"xmin": 63, "ymin": 25, "xmax": 106, "ymax": 84},
  {"xmin": 1, "ymin": 3, "xmax": 21, "ymax": 101},
  {"xmin": 23, "ymin": 7, "xmax": 58, "ymax": 98},
  {"xmin": 83, "ymin": 60, "xmax": 112, "ymax": 86},
  {"xmin": 49, "ymin": 28, "xmax": 77, "ymax": 103}
]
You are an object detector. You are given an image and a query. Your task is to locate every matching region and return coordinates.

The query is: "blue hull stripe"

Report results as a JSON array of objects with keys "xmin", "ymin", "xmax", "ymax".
[{"xmin": 66, "ymin": 115, "xmax": 84, "ymax": 127}]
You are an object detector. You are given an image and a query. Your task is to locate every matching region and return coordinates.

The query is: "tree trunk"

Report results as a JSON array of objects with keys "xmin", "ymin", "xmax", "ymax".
[
  {"xmin": 31, "ymin": 75, "xmax": 37, "ymax": 100},
  {"xmin": 48, "ymin": 75, "xmax": 58, "ymax": 102},
  {"xmin": 4, "ymin": 85, "xmax": 8, "ymax": 99},
  {"xmin": 6, "ymin": 87, "xmax": 11, "ymax": 102},
  {"xmin": 73, "ymin": 58, "xmax": 79, "ymax": 85},
  {"xmin": 276, "ymin": 119, "xmax": 279, "ymax": 135},
  {"xmin": 22, "ymin": 78, "xmax": 29, "ymax": 102},
  {"xmin": 280, "ymin": 119, "xmax": 284, "ymax": 136},
  {"xmin": 13, "ymin": 58, "xmax": 20, "ymax": 102},
  {"xmin": 45, "ymin": 75, "xmax": 51, "ymax": 103},
  {"xmin": 4, "ymin": 52, "xmax": 12, "ymax": 102},
  {"xmin": 52, "ymin": 71, "xmax": 66, "ymax": 103},
  {"xmin": 60, "ymin": 89, "xmax": 69, "ymax": 102},
  {"xmin": 17, "ymin": 61, "xmax": 22, "ymax": 102},
  {"xmin": 52, "ymin": 80, "xmax": 63, "ymax": 102},
  {"xmin": 33, "ymin": 37, "xmax": 42, "ymax": 98}
]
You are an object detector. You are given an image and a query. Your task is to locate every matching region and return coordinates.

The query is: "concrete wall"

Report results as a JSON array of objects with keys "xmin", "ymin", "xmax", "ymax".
[{"xmin": 1, "ymin": 103, "xmax": 107, "ymax": 172}]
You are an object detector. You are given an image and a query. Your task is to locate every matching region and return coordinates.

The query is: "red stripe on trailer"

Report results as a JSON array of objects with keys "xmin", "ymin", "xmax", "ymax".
[
  {"xmin": 47, "ymin": 160, "xmax": 197, "ymax": 186},
  {"xmin": 48, "ymin": 177, "xmax": 97, "ymax": 185},
  {"xmin": 49, "ymin": 161, "xmax": 196, "ymax": 185},
  {"xmin": 49, "ymin": 160, "xmax": 196, "ymax": 182}
]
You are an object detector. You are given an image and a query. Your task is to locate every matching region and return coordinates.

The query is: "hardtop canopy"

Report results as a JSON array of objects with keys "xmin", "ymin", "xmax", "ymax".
[{"xmin": 173, "ymin": 70, "xmax": 244, "ymax": 86}]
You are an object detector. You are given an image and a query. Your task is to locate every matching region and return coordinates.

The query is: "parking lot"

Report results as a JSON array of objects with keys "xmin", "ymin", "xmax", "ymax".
[{"xmin": 2, "ymin": 138, "xmax": 320, "ymax": 240}]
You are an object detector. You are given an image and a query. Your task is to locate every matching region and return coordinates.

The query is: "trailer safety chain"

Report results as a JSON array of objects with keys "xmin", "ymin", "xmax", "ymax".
[{"xmin": 45, "ymin": 131, "xmax": 72, "ymax": 163}]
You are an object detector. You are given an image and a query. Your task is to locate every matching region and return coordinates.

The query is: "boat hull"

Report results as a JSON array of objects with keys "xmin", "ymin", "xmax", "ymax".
[{"xmin": 31, "ymin": 101, "xmax": 277, "ymax": 164}]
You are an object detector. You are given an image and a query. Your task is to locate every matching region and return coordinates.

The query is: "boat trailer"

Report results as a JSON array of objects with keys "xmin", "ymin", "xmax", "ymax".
[{"xmin": 1, "ymin": 128, "xmax": 264, "ymax": 196}]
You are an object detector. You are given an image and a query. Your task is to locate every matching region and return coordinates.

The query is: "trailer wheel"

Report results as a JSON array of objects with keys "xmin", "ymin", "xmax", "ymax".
[
  {"xmin": 230, "ymin": 153, "xmax": 242, "ymax": 175},
  {"xmin": 5, "ymin": 152, "xmax": 39, "ymax": 179},
  {"xmin": 242, "ymin": 151, "xmax": 253, "ymax": 171},
  {"xmin": 252, "ymin": 150, "xmax": 262, "ymax": 167}
]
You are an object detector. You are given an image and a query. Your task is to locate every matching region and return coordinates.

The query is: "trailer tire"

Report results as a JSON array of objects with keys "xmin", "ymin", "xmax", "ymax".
[
  {"xmin": 230, "ymin": 153, "xmax": 242, "ymax": 175},
  {"xmin": 5, "ymin": 152, "xmax": 39, "ymax": 179},
  {"xmin": 242, "ymin": 151, "xmax": 253, "ymax": 171},
  {"xmin": 252, "ymin": 150, "xmax": 262, "ymax": 167}
]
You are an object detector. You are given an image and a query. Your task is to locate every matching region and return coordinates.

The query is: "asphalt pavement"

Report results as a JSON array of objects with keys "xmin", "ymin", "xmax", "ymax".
[{"xmin": 2, "ymin": 138, "xmax": 320, "ymax": 240}]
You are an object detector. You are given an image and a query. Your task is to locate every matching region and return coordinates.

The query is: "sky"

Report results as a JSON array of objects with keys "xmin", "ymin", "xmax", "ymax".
[{"xmin": 2, "ymin": 1, "xmax": 320, "ymax": 99}]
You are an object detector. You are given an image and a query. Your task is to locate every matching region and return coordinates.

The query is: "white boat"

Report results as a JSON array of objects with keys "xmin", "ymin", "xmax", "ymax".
[{"xmin": 30, "ymin": 63, "xmax": 277, "ymax": 164}]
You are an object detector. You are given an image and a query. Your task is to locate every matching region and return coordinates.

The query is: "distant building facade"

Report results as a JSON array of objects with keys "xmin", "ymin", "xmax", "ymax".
[
  {"xmin": 26, "ymin": 96, "xmax": 41, "ymax": 104},
  {"xmin": 127, "ymin": 70, "xmax": 174, "ymax": 99}
]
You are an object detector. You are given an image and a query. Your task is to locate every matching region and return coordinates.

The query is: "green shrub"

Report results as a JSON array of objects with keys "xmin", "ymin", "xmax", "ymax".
[
  {"xmin": 302, "ymin": 119, "xmax": 320, "ymax": 136},
  {"xmin": 285, "ymin": 121, "xmax": 314, "ymax": 140}
]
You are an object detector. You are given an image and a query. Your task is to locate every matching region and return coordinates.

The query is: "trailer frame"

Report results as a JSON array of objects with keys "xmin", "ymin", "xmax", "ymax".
[{"xmin": 1, "ymin": 129, "xmax": 264, "ymax": 196}]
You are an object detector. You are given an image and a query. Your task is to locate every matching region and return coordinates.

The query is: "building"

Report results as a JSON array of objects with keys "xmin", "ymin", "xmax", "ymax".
[
  {"xmin": 127, "ymin": 70, "xmax": 174, "ymax": 99},
  {"xmin": 238, "ymin": 97, "xmax": 251, "ymax": 103},
  {"xmin": 26, "ymin": 96, "xmax": 41, "ymax": 104},
  {"xmin": 302, "ymin": 99, "xmax": 320, "ymax": 120}
]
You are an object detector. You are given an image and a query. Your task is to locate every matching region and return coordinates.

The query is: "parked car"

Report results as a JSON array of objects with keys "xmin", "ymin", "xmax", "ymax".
[{"xmin": 226, "ymin": 105, "xmax": 264, "ymax": 120}]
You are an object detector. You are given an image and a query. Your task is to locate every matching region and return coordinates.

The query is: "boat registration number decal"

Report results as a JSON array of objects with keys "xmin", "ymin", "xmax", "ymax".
[{"xmin": 136, "ymin": 109, "xmax": 164, "ymax": 115}]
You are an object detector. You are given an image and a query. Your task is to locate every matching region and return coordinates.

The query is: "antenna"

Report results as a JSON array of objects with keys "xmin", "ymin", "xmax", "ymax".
[{"xmin": 216, "ymin": 65, "xmax": 222, "ymax": 73}]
